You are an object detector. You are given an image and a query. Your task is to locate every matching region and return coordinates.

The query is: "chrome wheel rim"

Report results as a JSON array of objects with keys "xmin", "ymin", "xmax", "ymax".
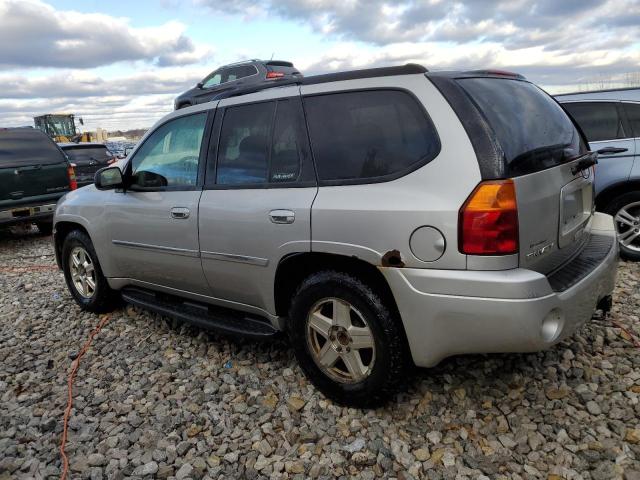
[
  {"xmin": 69, "ymin": 246, "xmax": 96, "ymax": 299},
  {"xmin": 306, "ymin": 297, "xmax": 376, "ymax": 384},
  {"xmin": 614, "ymin": 201, "xmax": 640, "ymax": 252}
]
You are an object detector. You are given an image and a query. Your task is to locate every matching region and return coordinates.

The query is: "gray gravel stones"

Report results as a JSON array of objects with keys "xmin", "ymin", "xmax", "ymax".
[{"xmin": 1, "ymin": 228, "xmax": 640, "ymax": 479}]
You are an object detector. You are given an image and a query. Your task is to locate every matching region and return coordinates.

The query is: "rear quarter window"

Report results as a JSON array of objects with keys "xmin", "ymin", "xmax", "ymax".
[
  {"xmin": 303, "ymin": 90, "xmax": 440, "ymax": 184},
  {"xmin": 457, "ymin": 78, "xmax": 586, "ymax": 176}
]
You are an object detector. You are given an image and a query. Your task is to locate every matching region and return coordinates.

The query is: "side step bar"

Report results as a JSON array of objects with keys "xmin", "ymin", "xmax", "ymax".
[{"xmin": 121, "ymin": 287, "xmax": 279, "ymax": 340}]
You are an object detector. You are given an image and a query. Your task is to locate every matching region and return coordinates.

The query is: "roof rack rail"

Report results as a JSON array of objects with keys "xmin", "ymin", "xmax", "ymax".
[
  {"xmin": 302, "ymin": 63, "xmax": 428, "ymax": 85},
  {"xmin": 216, "ymin": 63, "xmax": 428, "ymax": 101},
  {"xmin": 223, "ymin": 58, "xmax": 262, "ymax": 67}
]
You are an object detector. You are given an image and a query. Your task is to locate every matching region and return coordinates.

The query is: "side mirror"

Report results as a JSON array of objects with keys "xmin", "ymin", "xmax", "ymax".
[
  {"xmin": 196, "ymin": 81, "xmax": 204, "ymax": 88},
  {"xmin": 95, "ymin": 166, "xmax": 123, "ymax": 190},
  {"xmin": 124, "ymin": 147, "xmax": 133, "ymax": 157}
]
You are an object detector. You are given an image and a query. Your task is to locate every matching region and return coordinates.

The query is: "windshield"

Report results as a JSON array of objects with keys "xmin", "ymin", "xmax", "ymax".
[
  {"xmin": 34, "ymin": 115, "xmax": 76, "ymax": 138},
  {"xmin": 457, "ymin": 78, "xmax": 587, "ymax": 176}
]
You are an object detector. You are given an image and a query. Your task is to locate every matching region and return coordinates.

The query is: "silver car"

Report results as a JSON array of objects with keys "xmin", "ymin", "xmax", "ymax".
[
  {"xmin": 53, "ymin": 65, "xmax": 618, "ymax": 407},
  {"xmin": 556, "ymin": 88, "xmax": 640, "ymax": 260}
]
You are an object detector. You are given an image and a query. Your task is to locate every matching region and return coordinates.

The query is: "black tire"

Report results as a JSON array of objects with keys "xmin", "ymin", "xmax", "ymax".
[
  {"xmin": 35, "ymin": 221, "xmax": 53, "ymax": 235},
  {"xmin": 61, "ymin": 229, "xmax": 120, "ymax": 312},
  {"xmin": 604, "ymin": 192, "xmax": 640, "ymax": 261},
  {"xmin": 288, "ymin": 270, "xmax": 410, "ymax": 407}
]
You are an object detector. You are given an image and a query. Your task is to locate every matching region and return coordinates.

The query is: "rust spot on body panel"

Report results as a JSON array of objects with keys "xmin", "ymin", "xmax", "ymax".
[{"xmin": 381, "ymin": 249, "xmax": 405, "ymax": 268}]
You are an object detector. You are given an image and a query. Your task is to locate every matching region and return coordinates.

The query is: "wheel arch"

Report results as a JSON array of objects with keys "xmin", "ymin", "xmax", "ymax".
[
  {"xmin": 53, "ymin": 221, "xmax": 91, "ymax": 269},
  {"xmin": 596, "ymin": 180, "xmax": 640, "ymax": 211},
  {"xmin": 274, "ymin": 252, "xmax": 401, "ymax": 322}
]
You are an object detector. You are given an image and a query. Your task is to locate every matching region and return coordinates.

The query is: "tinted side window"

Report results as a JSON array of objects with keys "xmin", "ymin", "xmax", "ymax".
[
  {"xmin": 217, "ymin": 102, "xmax": 274, "ymax": 185},
  {"xmin": 270, "ymin": 100, "xmax": 302, "ymax": 182},
  {"xmin": 624, "ymin": 103, "xmax": 640, "ymax": 138},
  {"xmin": 304, "ymin": 90, "xmax": 440, "ymax": 183},
  {"xmin": 131, "ymin": 113, "xmax": 206, "ymax": 188},
  {"xmin": 202, "ymin": 71, "xmax": 222, "ymax": 88},
  {"xmin": 563, "ymin": 102, "xmax": 625, "ymax": 142}
]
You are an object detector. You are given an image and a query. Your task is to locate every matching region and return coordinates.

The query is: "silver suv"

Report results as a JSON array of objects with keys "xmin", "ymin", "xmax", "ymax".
[{"xmin": 53, "ymin": 64, "xmax": 619, "ymax": 407}]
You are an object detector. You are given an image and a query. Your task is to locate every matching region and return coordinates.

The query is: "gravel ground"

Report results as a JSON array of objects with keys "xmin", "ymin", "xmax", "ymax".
[{"xmin": 1, "ymin": 226, "xmax": 640, "ymax": 480}]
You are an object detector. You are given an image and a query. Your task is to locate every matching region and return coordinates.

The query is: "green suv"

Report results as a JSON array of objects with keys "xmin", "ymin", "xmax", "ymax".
[{"xmin": 0, "ymin": 128, "xmax": 76, "ymax": 235}]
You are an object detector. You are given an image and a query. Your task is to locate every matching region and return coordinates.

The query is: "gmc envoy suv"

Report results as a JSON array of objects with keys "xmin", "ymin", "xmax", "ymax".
[{"xmin": 54, "ymin": 64, "xmax": 618, "ymax": 406}]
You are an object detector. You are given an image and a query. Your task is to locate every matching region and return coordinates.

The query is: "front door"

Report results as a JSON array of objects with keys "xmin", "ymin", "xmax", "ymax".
[
  {"xmin": 198, "ymin": 89, "xmax": 317, "ymax": 315},
  {"xmin": 105, "ymin": 111, "xmax": 212, "ymax": 295}
]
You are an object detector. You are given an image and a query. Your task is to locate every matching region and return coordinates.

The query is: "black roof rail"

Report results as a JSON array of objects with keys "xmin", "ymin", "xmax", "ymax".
[
  {"xmin": 214, "ymin": 63, "xmax": 428, "ymax": 101},
  {"xmin": 302, "ymin": 63, "xmax": 427, "ymax": 85},
  {"xmin": 554, "ymin": 86, "xmax": 640, "ymax": 96}
]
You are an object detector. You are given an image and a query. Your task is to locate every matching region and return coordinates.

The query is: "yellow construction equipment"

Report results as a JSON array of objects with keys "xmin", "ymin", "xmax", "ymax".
[{"xmin": 34, "ymin": 114, "xmax": 94, "ymax": 143}]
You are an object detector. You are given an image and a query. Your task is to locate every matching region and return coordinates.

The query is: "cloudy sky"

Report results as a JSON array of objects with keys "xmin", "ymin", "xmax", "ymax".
[{"xmin": 1, "ymin": 0, "xmax": 639, "ymax": 131}]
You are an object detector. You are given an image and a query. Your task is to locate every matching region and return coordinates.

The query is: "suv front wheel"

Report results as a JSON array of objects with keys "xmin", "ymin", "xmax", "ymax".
[
  {"xmin": 62, "ymin": 230, "xmax": 120, "ymax": 312},
  {"xmin": 288, "ymin": 271, "xmax": 410, "ymax": 407},
  {"xmin": 605, "ymin": 192, "xmax": 640, "ymax": 261}
]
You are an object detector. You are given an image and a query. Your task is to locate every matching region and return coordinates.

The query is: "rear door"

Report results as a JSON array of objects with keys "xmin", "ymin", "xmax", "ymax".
[
  {"xmin": 198, "ymin": 87, "xmax": 317, "ymax": 314},
  {"xmin": 562, "ymin": 101, "xmax": 636, "ymax": 195},
  {"xmin": 104, "ymin": 111, "xmax": 212, "ymax": 294},
  {"xmin": 0, "ymin": 129, "xmax": 69, "ymax": 208},
  {"xmin": 622, "ymin": 102, "xmax": 640, "ymax": 176},
  {"xmin": 456, "ymin": 78, "xmax": 596, "ymax": 274}
]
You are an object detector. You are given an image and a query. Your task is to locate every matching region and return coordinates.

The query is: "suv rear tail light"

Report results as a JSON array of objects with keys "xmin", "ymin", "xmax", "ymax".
[
  {"xmin": 67, "ymin": 164, "xmax": 78, "ymax": 190},
  {"xmin": 266, "ymin": 71, "xmax": 284, "ymax": 79},
  {"xmin": 459, "ymin": 179, "xmax": 518, "ymax": 255}
]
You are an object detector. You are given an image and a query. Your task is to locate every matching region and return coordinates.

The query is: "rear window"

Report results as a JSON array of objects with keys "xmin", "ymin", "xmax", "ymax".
[
  {"xmin": 457, "ymin": 78, "xmax": 586, "ymax": 176},
  {"xmin": 0, "ymin": 128, "xmax": 66, "ymax": 168},
  {"xmin": 304, "ymin": 90, "xmax": 440, "ymax": 183},
  {"xmin": 63, "ymin": 146, "xmax": 113, "ymax": 164}
]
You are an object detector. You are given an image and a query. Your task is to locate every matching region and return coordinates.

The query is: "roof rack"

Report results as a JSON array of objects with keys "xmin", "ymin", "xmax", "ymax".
[
  {"xmin": 216, "ymin": 63, "xmax": 428, "ymax": 101},
  {"xmin": 554, "ymin": 86, "xmax": 640, "ymax": 96}
]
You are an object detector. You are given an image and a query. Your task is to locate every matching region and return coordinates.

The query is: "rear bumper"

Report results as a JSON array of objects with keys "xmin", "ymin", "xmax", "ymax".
[
  {"xmin": 382, "ymin": 212, "xmax": 619, "ymax": 367},
  {"xmin": 0, "ymin": 203, "xmax": 57, "ymax": 226}
]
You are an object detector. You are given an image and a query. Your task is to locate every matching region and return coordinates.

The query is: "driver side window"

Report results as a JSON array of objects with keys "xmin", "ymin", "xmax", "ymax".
[
  {"xmin": 202, "ymin": 71, "xmax": 222, "ymax": 88},
  {"xmin": 131, "ymin": 113, "xmax": 207, "ymax": 188}
]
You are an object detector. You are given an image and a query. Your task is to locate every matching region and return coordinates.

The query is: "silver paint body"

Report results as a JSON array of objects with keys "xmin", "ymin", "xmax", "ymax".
[{"xmin": 55, "ymin": 74, "xmax": 619, "ymax": 367}]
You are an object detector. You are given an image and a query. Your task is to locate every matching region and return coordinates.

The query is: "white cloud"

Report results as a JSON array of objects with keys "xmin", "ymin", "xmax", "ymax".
[{"xmin": 0, "ymin": 0, "xmax": 212, "ymax": 69}]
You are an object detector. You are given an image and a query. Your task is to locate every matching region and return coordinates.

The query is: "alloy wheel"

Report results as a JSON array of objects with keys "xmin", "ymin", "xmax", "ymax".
[
  {"xmin": 614, "ymin": 201, "xmax": 640, "ymax": 252},
  {"xmin": 69, "ymin": 246, "xmax": 97, "ymax": 298},
  {"xmin": 306, "ymin": 297, "xmax": 376, "ymax": 384}
]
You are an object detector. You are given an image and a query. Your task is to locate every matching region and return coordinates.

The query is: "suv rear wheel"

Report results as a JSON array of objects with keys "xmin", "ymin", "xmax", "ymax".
[
  {"xmin": 62, "ymin": 230, "xmax": 120, "ymax": 312},
  {"xmin": 605, "ymin": 192, "xmax": 640, "ymax": 261},
  {"xmin": 288, "ymin": 271, "xmax": 409, "ymax": 407}
]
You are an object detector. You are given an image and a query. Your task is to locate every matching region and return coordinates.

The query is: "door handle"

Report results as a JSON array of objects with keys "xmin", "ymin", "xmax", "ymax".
[
  {"xmin": 597, "ymin": 146, "xmax": 628, "ymax": 155},
  {"xmin": 269, "ymin": 209, "xmax": 295, "ymax": 224},
  {"xmin": 170, "ymin": 207, "xmax": 190, "ymax": 219}
]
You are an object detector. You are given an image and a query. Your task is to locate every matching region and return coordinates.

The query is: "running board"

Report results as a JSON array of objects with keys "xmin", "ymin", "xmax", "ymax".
[{"xmin": 121, "ymin": 287, "xmax": 279, "ymax": 340}]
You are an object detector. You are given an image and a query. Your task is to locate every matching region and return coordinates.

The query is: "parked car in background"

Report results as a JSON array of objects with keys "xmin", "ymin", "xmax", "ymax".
[
  {"xmin": 174, "ymin": 59, "xmax": 302, "ymax": 110},
  {"xmin": 556, "ymin": 88, "xmax": 640, "ymax": 260},
  {"xmin": 1, "ymin": 128, "xmax": 76, "ymax": 234},
  {"xmin": 59, "ymin": 143, "xmax": 116, "ymax": 187},
  {"xmin": 55, "ymin": 65, "xmax": 618, "ymax": 406}
]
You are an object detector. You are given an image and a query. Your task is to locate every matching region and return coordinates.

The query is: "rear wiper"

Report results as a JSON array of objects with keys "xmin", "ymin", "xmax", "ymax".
[{"xmin": 569, "ymin": 151, "xmax": 598, "ymax": 176}]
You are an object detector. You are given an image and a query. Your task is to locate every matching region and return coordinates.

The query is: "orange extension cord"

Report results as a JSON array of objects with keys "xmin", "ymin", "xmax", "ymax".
[{"xmin": 59, "ymin": 314, "xmax": 111, "ymax": 480}]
